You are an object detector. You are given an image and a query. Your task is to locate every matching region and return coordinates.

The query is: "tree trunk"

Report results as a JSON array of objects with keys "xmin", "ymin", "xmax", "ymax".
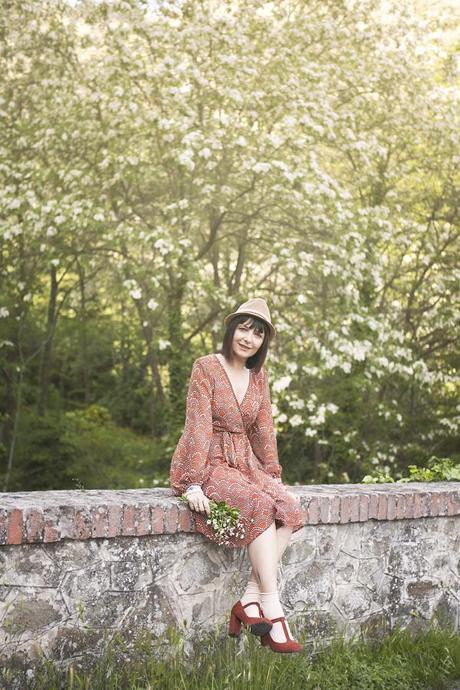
[
  {"xmin": 37, "ymin": 265, "xmax": 58, "ymax": 417},
  {"xmin": 77, "ymin": 262, "xmax": 91, "ymax": 405}
]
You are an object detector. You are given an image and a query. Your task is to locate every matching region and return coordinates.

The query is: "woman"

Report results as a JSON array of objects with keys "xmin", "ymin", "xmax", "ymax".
[{"xmin": 169, "ymin": 298, "xmax": 304, "ymax": 653}]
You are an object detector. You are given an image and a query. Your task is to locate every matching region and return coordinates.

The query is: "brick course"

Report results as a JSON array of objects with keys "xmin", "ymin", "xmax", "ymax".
[{"xmin": 0, "ymin": 483, "xmax": 458, "ymax": 546}]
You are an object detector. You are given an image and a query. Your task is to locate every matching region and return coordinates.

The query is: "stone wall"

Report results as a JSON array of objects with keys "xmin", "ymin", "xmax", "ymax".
[{"xmin": 0, "ymin": 483, "xmax": 459, "ymax": 677}]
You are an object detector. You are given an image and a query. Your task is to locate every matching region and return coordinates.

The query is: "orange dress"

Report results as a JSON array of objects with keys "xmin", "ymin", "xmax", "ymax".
[{"xmin": 169, "ymin": 354, "xmax": 303, "ymax": 548}]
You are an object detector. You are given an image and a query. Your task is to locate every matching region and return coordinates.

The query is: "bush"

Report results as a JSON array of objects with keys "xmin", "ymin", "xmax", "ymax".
[{"xmin": 362, "ymin": 455, "xmax": 460, "ymax": 484}]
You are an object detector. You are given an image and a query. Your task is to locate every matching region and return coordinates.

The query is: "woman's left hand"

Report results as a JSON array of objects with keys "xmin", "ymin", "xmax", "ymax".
[{"xmin": 287, "ymin": 490, "xmax": 301, "ymax": 503}]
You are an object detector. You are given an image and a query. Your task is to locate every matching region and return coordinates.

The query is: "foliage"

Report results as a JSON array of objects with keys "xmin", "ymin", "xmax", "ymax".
[
  {"xmin": 0, "ymin": 404, "xmax": 169, "ymax": 491},
  {"xmin": 362, "ymin": 455, "xmax": 460, "ymax": 483},
  {"xmin": 0, "ymin": 0, "xmax": 459, "ymax": 489},
  {"xmin": 1, "ymin": 619, "xmax": 459, "ymax": 690}
]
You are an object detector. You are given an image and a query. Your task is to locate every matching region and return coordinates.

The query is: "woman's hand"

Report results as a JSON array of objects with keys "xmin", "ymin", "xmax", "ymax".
[
  {"xmin": 272, "ymin": 476, "xmax": 300, "ymax": 504},
  {"xmin": 184, "ymin": 487, "xmax": 211, "ymax": 516}
]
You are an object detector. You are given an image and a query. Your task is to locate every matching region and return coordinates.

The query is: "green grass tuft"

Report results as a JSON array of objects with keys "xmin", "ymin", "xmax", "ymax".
[{"xmin": 2, "ymin": 621, "xmax": 459, "ymax": 690}]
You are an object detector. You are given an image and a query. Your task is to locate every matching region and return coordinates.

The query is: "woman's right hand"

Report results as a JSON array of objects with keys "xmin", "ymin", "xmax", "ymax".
[{"xmin": 184, "ymin": 487, "xmax": 211, "ymax": 516}]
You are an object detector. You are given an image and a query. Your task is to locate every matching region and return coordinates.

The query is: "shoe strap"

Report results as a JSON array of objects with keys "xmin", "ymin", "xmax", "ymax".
[
  {"xmin": 242, "ymin": 601, "xmax": 261, "ymax": 610},
  {"xmin": 270, "ymin": 615, "xmax": 292, "ymax": 641}
]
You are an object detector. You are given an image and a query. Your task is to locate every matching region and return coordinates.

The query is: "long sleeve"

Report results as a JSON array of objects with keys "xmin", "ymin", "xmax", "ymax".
[
  {"xmin": 169, "ymin": 359, "xmax": 213, "ymax": 495},
  {"xmin": 247, "ymin": 367, "xmax": 282, "ymax": 480}
]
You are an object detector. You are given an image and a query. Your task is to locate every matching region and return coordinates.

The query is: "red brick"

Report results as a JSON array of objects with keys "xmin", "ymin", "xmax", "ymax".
[
  {"xmin": 107, "ymin": 505, "xmax": 122, "ymax": 537},
  {"xmin": 413, "ymin": 493, "xmax": 422, "ymax": 518},
  {"xmin": 387, "ymin": 494, "xmax": 396, "ymax": 521},
  {"xmin": 447, "ymin": 491, "xmax": 460, "ymax": 516},
  {"xmin": 437, "ymin": 492, "xmax": 449, "ymax": 516},
  {"xmin": 92, "ymin": 505, "xmax": 108, "ymax": 538},
  {"xmin": 75, "ymin": 509, "xmax": 92, "ymax": 540},
  {"xmin": 7, "ymin": 509, "xmax": 23, "ymax": 544},
  {"xmin": 178, "ymin": 507, "xmax": 193, "ymax": 532},
  {"xmin": 151, "ymin": 505, "xmax": 164, "ymax": 534},
  {"xmin": 359, "ymin": 495, "xmax": 370, "ymax": 521},
  {"xmin": 404, "ymin": 494, "xmax": 415, "ymax": 519},
  {"xmin": 164, "ymin": 505, "xmax": 179, "ymax": 533},
  {"xmin": 350, "ymin": 496, "xmax": 360, "ymax": 522},
  {"xmin": 340, "ymin": 495, "xmax": 352, "ymax": 523},
  {"xmin": 307, "ymin": 496, "xmax": 320, "ymax": 524},
  {"xmin": 25, "ymin": 508, "xmax": 45, "ymax": 542},
  {"xmin": 329, "ymin": 496, "xmax": 340, "ymax": 523},
  {"xmin": 369, "ymin": 493, "xmax": 379, "ymax": 519},
  {"xmin": 135, "ymin": 505, "xmax": 151, "ymax": 536},
  {"xmin": 377, "ymin": 494, "xmax": 388, "ymax": 520},
  {"xmin": 393, "ymin": 493, "xmax": 403, "ymax": 519},
  {"xmin": 121, "ymin": 505, "xmax": 136, "ymax": 536},
  {"xmin": 430, "ymin": 493, "xmax": 441, "ymax": 517},
  {"xmin": 420, "ymin": 492, "xmax": 431, "ymax": 517},
  {"xmin": 44, "ymin": 512, "xmax": 60, "ymax": 542},
  {"xmin": 319, "ymin": 497, "xmax": 329, "ymax": 524}
]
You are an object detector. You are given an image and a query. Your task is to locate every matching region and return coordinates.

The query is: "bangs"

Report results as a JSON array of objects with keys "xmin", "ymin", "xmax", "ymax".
[{"xmin": 240, "ymin": 315, "xmax": 266, "ymax": 336}]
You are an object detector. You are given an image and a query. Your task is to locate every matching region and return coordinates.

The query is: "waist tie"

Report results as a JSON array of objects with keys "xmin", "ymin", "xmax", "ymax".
[{"xmin": 212, "ymin": 424, "xmax": 246, "ymax": 468}]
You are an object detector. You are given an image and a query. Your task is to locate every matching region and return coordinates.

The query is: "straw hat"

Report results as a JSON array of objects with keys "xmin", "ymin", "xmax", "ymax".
[{"xmin": 223, "ymin": 297, "xmax": 276, "ymax": 339}]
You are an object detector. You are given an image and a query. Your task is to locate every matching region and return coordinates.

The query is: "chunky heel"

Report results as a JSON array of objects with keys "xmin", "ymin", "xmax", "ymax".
[
  {"xmin": 228, "ymin": 611, "xmax": 242, "ymax": 637},
  {"xmin": 228, "ymin": 600, "xmax": 272, "ymax": 638}
]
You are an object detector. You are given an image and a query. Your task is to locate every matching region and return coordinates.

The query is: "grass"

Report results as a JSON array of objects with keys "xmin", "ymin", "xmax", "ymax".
[{"xmin": 2, "ymin": 620, "xmax": 460, "ymax": 690}]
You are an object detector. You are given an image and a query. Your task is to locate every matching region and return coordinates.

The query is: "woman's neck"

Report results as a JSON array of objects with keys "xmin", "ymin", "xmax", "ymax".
[{"xmin": 218, "ymin": 352, "xmax": 247, "ymax": 371}]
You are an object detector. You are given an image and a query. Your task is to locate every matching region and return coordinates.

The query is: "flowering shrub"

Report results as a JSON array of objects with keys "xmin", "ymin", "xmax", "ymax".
[{"xmin": 362, "ymin": 456, "xmax": 460, "ymax": 483}]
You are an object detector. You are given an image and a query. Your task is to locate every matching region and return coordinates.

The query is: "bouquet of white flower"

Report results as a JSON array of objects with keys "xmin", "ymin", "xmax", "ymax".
[{"xmin": 180, "ymin": 494, "xmax": 246, "ymax": 546}]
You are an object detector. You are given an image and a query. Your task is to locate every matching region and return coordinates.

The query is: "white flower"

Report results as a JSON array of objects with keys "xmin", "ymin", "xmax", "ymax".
[
  {"xmin": 147, "ymin": 298, "xmax": 158, "ymax": 310},
  {"xmin": 289, "ymin": 415, "xmax": 303, "ymax": 427},
  {"xmin": 0, "ymin": 307, "xmax": 9, "ymax": 318},
  {"xmin": 50, "ymin": 258, "xmax": 60, "ymax": 266},
  {"xmin": 273, "ymin": 376, "xmax": 292, "ymax": 393},
  {"xmin": 277, "ymin": 413, "xmax": 288, "ymax": 423},
  {"xmin": 130, "ymin": 289, "xmax": 142, "ymax": 300},
  {"xmin": 158, "ymin": 339, "xmax": 170, "ymax": 350},
  {"xmin": 178, "ymin": 149, "xmax": 195, "ymax": 171},
  {"xmin": 198, "ymin": 148, "xmax": 212, "ymax": 159},
  {"xmin": 253, "ymin": 162, "xmax": 271, "ymax": 173},
  {"xmin": 305, "ymin": 428, "xmax": 317, "ymax": 437}
]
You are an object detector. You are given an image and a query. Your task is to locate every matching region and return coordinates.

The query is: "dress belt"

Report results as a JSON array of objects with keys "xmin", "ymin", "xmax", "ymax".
[{"xmin": 212, "ymin": 425, "xmax": 246, "ymax": 468}]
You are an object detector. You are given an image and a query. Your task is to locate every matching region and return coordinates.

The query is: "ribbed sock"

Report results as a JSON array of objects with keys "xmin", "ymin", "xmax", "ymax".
[
  {"xmin": 260, "ymin": 590, "xmax": 293, "ymax": 643},
  {"xmin": 240, "ymin": 579, "xmax": 261, "ymax": 618}
]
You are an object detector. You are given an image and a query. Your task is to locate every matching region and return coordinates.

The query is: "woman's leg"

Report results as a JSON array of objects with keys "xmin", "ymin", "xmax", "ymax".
[
  {"xmin": 246, "ymin": 522, "xmax": 294, "ymax": 642},
  {"xmin": 247, "ymin": 524, "xmax": 293, "ymax": 585}
]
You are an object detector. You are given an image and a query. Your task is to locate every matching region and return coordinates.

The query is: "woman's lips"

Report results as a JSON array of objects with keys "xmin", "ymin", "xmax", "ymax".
[{"xmin": 239, "ymin": 344, "xmax": 250, "ymax": 351}]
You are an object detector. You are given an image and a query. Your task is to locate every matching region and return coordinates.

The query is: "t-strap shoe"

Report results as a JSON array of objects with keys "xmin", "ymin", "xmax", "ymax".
[
  {"xmin": 260, "ymin": 615, "xmax": 303, "ymax": 653},
  {"xmin": 228, "ymin": 600, "xmax": 273, "ymax": 637}
]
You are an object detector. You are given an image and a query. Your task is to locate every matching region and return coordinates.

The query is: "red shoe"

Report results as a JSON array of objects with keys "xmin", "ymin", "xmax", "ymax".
[
  {"xmin": 228, "ymin": 600, "xmax": 273, "ymax": 637},
  {"xmin": 260, "ymin": 616, "xmax": 303, "ymax": 653}
]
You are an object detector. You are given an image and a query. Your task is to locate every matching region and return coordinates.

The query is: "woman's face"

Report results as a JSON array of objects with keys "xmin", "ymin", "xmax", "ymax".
[{"xmin": 231, "ymin": 319, "xmax": 265, "ymax": 360}]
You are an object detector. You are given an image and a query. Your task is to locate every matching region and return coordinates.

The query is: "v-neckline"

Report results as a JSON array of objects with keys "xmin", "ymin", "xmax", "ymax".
[{"xmin": 214, "ymin": 354, "xmax": 252, "ymax": 409}]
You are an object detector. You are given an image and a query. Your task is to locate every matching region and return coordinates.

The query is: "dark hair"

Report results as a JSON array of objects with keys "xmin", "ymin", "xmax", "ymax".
[{"xmin": 219, "ymin": 314, "xmax": 271, "ymax": 374}]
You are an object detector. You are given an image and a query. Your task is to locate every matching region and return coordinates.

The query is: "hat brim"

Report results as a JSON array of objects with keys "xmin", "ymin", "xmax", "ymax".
[{"xmin": 223, "ymin": 311, "xmax": 276, "ymax": 339}]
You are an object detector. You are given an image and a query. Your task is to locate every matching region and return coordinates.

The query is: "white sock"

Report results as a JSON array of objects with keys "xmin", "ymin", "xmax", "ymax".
[
  {"xmin": 240, "ymin": 579, "xmax": 261, "ymax": 618},
  {"xmin": 260, "ymin": 590, "xmax": 293, "ymax": 643}
]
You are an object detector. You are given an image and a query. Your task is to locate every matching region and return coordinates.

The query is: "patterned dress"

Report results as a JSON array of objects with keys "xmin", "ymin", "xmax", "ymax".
[{"xmin": 169, "ymin": 354, "xmax": 303, "ymax": 548}]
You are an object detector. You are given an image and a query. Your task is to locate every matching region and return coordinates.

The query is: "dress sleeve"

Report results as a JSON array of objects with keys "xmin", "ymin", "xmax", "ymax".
[
  {"xmin": 169, "ymin": 359, "xmax": 213, "ymax": 495},
  {"xmin": 247, "ymin": 367, "xmax": 282, "ymax": 480}
]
